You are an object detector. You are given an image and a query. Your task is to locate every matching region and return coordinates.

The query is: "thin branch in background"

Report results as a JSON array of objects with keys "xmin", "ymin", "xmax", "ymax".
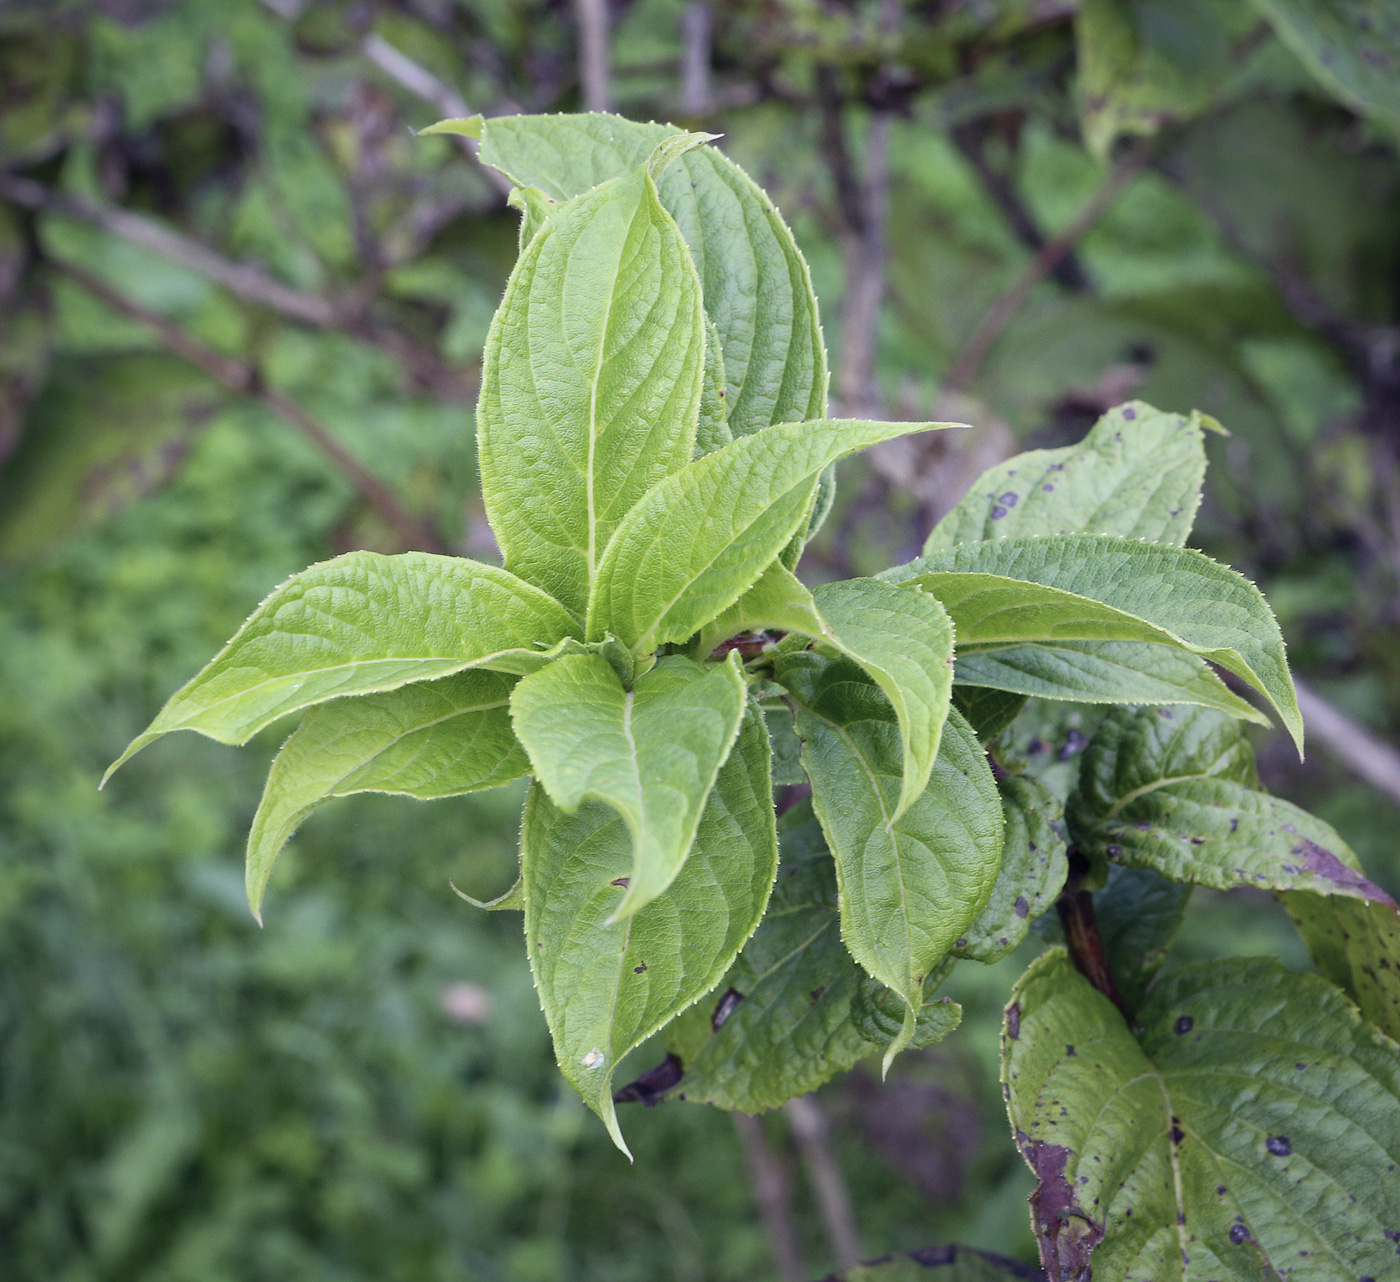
[
  {"xmin": 51, "ymin": 257, "xmax": 448, "ymax": 556},
  {"xmin": 574, "ymin": 0, "xmax": 614, "ymax": 113},
  {"xmin": 942, "ymin": 139, "xmax": 1153, "ymax": 394},
  {"xmin": 679, "ymin": 2, "xmax": 713, "ymax": 116},
  {"xmin": 1294, "ymin": 681, "xmax": 1400, "ymax": 810},
  {"xmin": 949, "ymin": 118, "xmax": 1090, "ymax": 293},
  {"xmin": 784, "ymin": 1094, "xmax": 863, "ymax": 1272},
  {"xmin": 732, "ymin": 1113, "xmax": 805, "ymax": 1282}
]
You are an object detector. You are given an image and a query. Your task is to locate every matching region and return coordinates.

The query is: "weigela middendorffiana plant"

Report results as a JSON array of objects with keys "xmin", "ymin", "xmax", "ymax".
[{"xmin": 106, "ymin": 114, "xmax": 1400, "ymax": 1278}]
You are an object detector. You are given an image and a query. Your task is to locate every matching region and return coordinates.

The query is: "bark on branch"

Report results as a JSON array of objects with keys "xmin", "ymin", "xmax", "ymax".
[{"xmin": 52, "ymin": 257, "xmax": 447, "ymax": 556}]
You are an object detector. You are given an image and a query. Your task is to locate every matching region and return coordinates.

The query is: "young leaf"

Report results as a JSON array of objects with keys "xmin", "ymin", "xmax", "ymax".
[
  {"xmin": 522, "ymin": 703, "xmax": 776, "ymax": 1155},
  {"xmin": 1003, "ymin": 950, "xmax": 1400, "ymax": 1282},
  {"xmin": 477, "ymin": 144, "xmax": 706, "ymax": 616},
  {"xmin": 467, "ymin": 112, "xmax": 829, "ymax": 436},
  {"xmin": 895, "ymin": 534, "xmax": 1302, "ymax": 749},
  {"xmin": 1069, "ymin": 705, "xmax": 1393, "ymax": 903},
  {"xmin": 953, "ymin": 775, "xmax": 1067, "ymax": 964},
  {"xmin": 246, "ymin": 670, "xmax": 526, "ymax": 919},
  {"xmin": 953, "ymin": 687, "xmax": 1028, "ymax": 741},
  {"xmin": 590, "ymin": 418, "xmax": 948, "ymax": 654},
  {"xmin": 924, "ymin": 402, "xmax": 1210, "ymax": 553},
  {"xmin": 696, "ymin": 315, "xmax": 733, "ymax": 456},
  {"xmin": 1283, "ymin": 891, "xmax": 1400, "ymax": 1042},
  {"xmin": 700, "ymin": 566, "xmax": 956, "ymax": 823},
  {"xmin": 508, "ymin": 652, "xmax": 747, "ymax": 919},
  {"xmin": 103, "ymin": 552, "xmax": 580, "ymax": 781},
  {"xmin": 954, "ymin": 640, "xmax": 1268, "ymax": 724},
  {"xmin": 780, "ymin": 653, "xmax": 1002, "ymax": 1070}
]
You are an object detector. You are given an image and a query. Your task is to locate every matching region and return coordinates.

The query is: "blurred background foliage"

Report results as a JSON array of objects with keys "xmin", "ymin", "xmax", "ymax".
[{"xmin": 1, "ymin": 0, "xmax": 1398, "ymax": 1279}]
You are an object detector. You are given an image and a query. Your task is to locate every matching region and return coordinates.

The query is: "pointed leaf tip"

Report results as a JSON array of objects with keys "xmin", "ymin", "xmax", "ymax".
[{"xmin": 417, "ymin": 115, "xmax": 483, "ymax": 140}]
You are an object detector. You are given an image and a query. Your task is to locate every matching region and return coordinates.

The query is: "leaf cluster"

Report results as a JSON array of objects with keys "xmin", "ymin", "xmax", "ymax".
[{"xmin": 106, "ymin": 111, "xmax": 1400, "ymax": 1276}]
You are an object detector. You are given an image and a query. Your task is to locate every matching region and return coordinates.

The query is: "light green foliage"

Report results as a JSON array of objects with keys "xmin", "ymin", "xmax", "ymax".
[
  {"xmin": 1248, "ymin": 0, "xmax": 1400, "ymax": 134},
  {"xmin": 700, "ymin": 566, "xmax": 957, "ymax": 822},
  {"xmin": 1075, "ymin": 0, "xmax": 1249, "ymax": 158},
  {"xmin": 1069, "ymin": 705, "xmax": 1392, "ymax": 901},
  {"xmin": 469, "ymin": 113, "xmax": 829, "ymax": 437},
  {"xmin": 589, "ymin": 418, "xmax": 941, "ymax": 654},
  {"xmin": 899, "ymin": 535, "xmax": 1302, "ymax": 747},
  {"xmin": 1004, "ymin": 950, "xmax": 1400, "ymax": 1281},
  {"xmin": 246, "ymin": 669, "xmax": 526, "ymax": 918},
  {"xmin": 953, "ymin": 639, "xmax": 1267, "ymax": 721},
  {"xmin": 104, "ymin": 551, "xmax": 579, "ymax": 778},
  {"xmin": 477, "ymin": 145, "xmax": 706, "ymax": 616},
  {"xmin": 954, "ymin": 775, "xmax": 1067, "ymax": 964},
  {"xmin": 924, "ymin": 402, "xmax": 1210, "ymax": 553},
  {"xmin": 697, "ymin": 315, "xmax": 733, "ymax": 456},
  {"xmin": 781, "ymin": 653, "xmax": 1002, "ymax": 1070},
  {"xmin": 521, "ymin": 705, "xmax": 777, "ymax": 1155},
  {"xmin": 509, "ymin": 653, "xmax": 747, "ymax": 919}
]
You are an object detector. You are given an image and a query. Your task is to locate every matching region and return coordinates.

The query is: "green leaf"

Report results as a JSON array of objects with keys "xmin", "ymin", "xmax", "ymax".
[
  {"xmin": 953, "ymin": 687, "xmax": 1028, "ymax": 741},
  {"xmin": 954, "ymin": 775, "xmax": 1067, "ymax": 964},
  {"xmin": 895, "ymin": 534, "xmax": 1302, "ymax": 749},
  {"xmin": 103, "ymin": 552, "xmax": 580, "ymax": 781},
  {"xmin": 1283, "ymin": 891, "xmax": 1400, "ymax": 1042},
  {"xmin": 953, "ymin": 641, "xmax": 1269, "ymax": 725},
  {"xmin": 825, "ymin": 1245, "xmax": 1050, "ymax": 1281},
  {"xmin": 1069, "ymin": 705, "xmax": 1393, "ymax": 902},
  {"xmin": 1003, "ymin": 950, "xmax": 1400, "ymax": 1282},
  {"xmin": 1076, "ymin": 0, "xmax": 1246, "ymax": 159},
  {"xmin": 477, "ymin": 145, "xmax": 706, "ymax": 616},
  {"xmin": 924, "ymin": 402, "xmax": 1210, "ymax": 554},
  {"xmin": 506, "ymin": 184, "xmax": 555, "ymax": 249},
  {"xmin": 780, "ymin": 653, "xmax": 1002, "ymax": 1070},
  {"xmin": 590, "ymin": 418, "xmax": 946, "ymax": 654},
  {"xmin": 700, "ymin": 567, "xmax": 956, "ymax": 823},
  {"xmin": 696, "ymin": 314, "xmax": 733, "ymax": 457},
  {"xmin": 1093, "ymin": 864, "xmax": 1193, "ymax": 1015},
  {"xmin": 849, "ymin": 971, "xmax": 962, "ymax": 1051},
  {"xmin": 1247, "ymin": 0, "xmax": 1400, "ymax": 135},
  {"xmin": 246, "ymin": 670, "xmax": 527, "ymax": 920},
  {"xmin": 471, "ymin": 112, "xmax": 829, "ymax": 437},
  {"xmin": 522, "ymin": 702, "xmax": 777, "ymax": 1155},
  {"xmin": 508, "ymin": 653, "xmax": 747, "ymax": 920},
  {"xmin": 650, "ymin": 806, "xmax": 958, "ymax": 1112}
]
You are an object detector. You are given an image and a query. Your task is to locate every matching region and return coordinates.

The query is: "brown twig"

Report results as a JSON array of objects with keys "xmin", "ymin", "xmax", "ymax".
[
  {"xmin": 784, "ymin": 1094, "xmax": 863, "ymax": 1271},
  {"xmin": 942, "ymin": 140, "xmax": 1153, "ymax": 393},
  {"xmin": 574, "ymin": 0, "xmax": 614, "ymax": 112},
  {"xmin": 949, "ymin": 118, "xmax": 1090, "ymax": 293},
  {"xmin": 1056, "ymin": 850, "xmax": 1125, "ymax": 1014},
  {"xmin": 52, "ymin": 257, "xmax": 447, "ymax": 555},
  {"xmin": 733, "ymin": 1113, "xmax": 805, "ymax": 1282}
]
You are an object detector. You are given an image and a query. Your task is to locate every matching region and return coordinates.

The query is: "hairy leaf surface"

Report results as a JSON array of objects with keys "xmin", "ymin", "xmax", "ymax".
[
  {"xmin": 522, "ymin": 704, "xmax": 776, "ymax": 1154},
  {"xmin": 700, "ymin": 566, "xmax": 956, "ymax": 822},
  {"xmin": 466, "ymin": 112, "xmax": 828, "ymax": 436},
  {"xmin": 1069, "ymin": 705, "xmax": 1393, "ymax": 903},
  {"xmin": 591, "ymin": 419, "xmax": 942, "ymax": 653},
  {"xmin": 895, "ymin": 535, "xmax": 1301, "ymax": 748},
  {"xmin": 247, "ymin": 670, "xmax": 525, "ymax": 918},
  {"xmin": 924, "ymin": 402, "xmax": 1209, "ymax": 553},
  {"xmin": 509, "ymin": 653, "xmax": 747, "ymax": 918},
  {"xmin": 477, "ymin": 147, "xmax": 706, "ymax": 615},
  {"xmin": 105, "ymin": 552, "xmax": 579, "ymax": 779},
  {"xmin": 954, "ymin": 641, "xmax": 1266, "ymax": 724},
  {"xmin": 954, "ymin": 775, "xmax": 1067, "ymax": 964},
  {"xmin": 1003, "ymin": 950, "xmax": 1400, "ymax": 1282},
  {"xmin": 781, "ymin": 653, "xmax": 1002, "ymax": 1068}
]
